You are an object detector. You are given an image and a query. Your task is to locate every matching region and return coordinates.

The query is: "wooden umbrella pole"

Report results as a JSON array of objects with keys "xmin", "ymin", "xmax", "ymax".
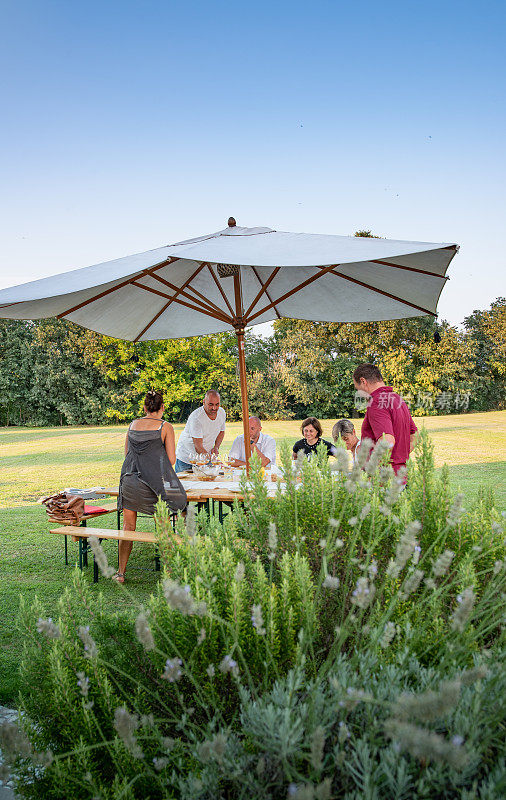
[
  {"xmin": 235, "ymin": 325, "xmax": 251, "ymax": 471},
  {"xmin": 233, "ymin": 271, "xmax": 251, "ymax": 472}
]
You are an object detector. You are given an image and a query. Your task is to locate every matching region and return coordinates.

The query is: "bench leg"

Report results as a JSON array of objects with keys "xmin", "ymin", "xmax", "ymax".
[{"xmin": 93, "ymin": 539, "xmax": 101, "ymax": 584}]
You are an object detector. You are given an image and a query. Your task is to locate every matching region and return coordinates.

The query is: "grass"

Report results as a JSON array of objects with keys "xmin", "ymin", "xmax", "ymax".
[{"xmin": 0, "ymin": 410, "xmax": 505, "ymax": 705}]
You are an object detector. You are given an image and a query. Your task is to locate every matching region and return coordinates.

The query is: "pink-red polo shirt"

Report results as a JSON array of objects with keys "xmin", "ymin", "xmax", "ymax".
[{"xmin": 361, "ymin": 386, "xmax": 417, "ymax": 474}]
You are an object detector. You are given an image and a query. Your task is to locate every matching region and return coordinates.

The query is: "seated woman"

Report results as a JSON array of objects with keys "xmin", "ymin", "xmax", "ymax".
[
  {"xmin": 116, "ymin": 390, "xmax": 187, "ymax": 583},
  {"xmin": 332, "ymin": 418, "xmax": 361, "ymax": 463},
  {"xmin": 292, "ymin": 417, "xmax": 337, "ymax": 460}
]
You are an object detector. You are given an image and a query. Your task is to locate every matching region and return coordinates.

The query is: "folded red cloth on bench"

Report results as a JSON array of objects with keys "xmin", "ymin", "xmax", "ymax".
[{"xmin": 84, "ymin": 506, "xmax": 110, "ymax": 514}]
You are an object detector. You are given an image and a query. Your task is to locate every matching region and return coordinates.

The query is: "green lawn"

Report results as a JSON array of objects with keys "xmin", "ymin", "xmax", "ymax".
[{"xmin": 0, "ymin": 411, "xmax": 505, "ymax": 704}]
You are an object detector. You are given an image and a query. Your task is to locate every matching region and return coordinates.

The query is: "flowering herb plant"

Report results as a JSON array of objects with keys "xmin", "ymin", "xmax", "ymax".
[{"xmin": 3, "ymin": 431, "xmax": 505, "ymax": 798}]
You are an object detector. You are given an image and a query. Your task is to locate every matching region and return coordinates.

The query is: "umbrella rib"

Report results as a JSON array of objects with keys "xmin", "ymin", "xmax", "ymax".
[
  {"xmin": 329, "ymin": 269, "xmax": 437, "ymax": 316},
  {"xmin": 134, "ymin": 300, "xmax": 174, "ymax": 342},
  {"xmin": 244, "ymin": 267, "xmax": 281, "ymax": 319},
  {"xmin": 149, "ymin": 272, "xmax": 233, "ymax": 321},
  {"xmin": 133, "ymin": 261, "xmax": 223, "ymax": 341},
  {"xmin": 131, "ymin": 280, "xmax": 232, "ymax": 323},
  {"xmin": 371, "ymin": 260, "xmax": 449, "ymax": 279},
  {"xmin": 56, "ymin": 257, "xmax": 178, "ymax": 318},
  {"xmin": 245, "ymin": 264, "xmax": 341, "ymax": 324},
  {"xmin": 207, "ymin": 264, "xmax": 236, "ymax": 317}
]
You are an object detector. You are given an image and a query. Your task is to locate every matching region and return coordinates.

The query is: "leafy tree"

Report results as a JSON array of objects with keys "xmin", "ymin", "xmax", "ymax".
[
  {"xmin": 0, "ymin": 320, "xmax": 32, "ymax": 426},
  {"xmin": 28, "ymin": 319, "xmax": 108, "ymax": 425},
  {"xmin": 464, "ymin": 297, "xmax": 506, "ymax": 410},
  {"xmin": 272, "ymin": 316, "xmax": 478, "ymax": 418},
  {"xmin": 90, "ymin": 334, "xmax": 239, "ymax": 423}
]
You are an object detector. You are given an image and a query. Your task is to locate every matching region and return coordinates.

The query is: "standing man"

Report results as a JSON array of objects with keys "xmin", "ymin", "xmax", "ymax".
[
  {"xmin": 229, "ymin": 416, "xmax": 276, "ymax": 468},
  {"xmin": 352, "ymin": 364, "xmax": 417, "ymax": 475},
  {"xmin": 175, "ymin": 390, "xmax": 226, "ymax": 473}
]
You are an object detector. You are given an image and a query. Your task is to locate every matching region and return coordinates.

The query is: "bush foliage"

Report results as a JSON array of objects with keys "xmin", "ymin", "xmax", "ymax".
[{"xmin": 2, "ymin": 433, "xmax": 505, "ymax": 798}]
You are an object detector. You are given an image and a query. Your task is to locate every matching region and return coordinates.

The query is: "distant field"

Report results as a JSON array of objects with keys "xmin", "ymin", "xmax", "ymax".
[{"xmin": 0, "ymin": 411, "xmax": 504, "ymax": 704}]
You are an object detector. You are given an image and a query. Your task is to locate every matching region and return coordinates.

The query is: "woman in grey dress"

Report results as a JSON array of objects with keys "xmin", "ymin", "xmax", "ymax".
[{"xmin": 116, "ymin": 390, "xmax": 187, "ymax": 582}]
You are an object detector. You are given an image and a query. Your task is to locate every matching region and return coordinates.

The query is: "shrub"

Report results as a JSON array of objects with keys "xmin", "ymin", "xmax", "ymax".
[{"xmin": 3, "ymin": 434, "xmax": 505, "ymax": 798}]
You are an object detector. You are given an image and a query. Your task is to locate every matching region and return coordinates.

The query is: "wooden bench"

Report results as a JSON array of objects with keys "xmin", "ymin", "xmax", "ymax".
[
  {"xmin": 46, "ymin": 502, "xmax": 119, "ymax": 566},
  {"xmin": 49, "ymin": 526, "xmax": 181, "ymax": 583}
]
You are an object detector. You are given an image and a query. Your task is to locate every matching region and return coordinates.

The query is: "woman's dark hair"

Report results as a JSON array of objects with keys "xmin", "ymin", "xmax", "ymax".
[
  {"xmin": 301, "ymin": 417, "xmax": 322, "ymax": 438},
  {"xmin": 144, "ymin": 390, "xmax": 164, "ymax": 413}
]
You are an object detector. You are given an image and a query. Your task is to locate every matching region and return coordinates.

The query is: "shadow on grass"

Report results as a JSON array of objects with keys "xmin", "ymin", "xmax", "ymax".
[
  {"xmin": 1, "ymin": 450, "xmax": 124, "ymax": 469},
  {"xmin": 0, "ymin": 427, "xmax": 125, "ymax": 446}
]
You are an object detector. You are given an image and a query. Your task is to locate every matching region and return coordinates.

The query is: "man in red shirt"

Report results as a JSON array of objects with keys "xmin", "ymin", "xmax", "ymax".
[{"xmin": 352, "ymin": 364, "xmax": 418, "ymax": 475}]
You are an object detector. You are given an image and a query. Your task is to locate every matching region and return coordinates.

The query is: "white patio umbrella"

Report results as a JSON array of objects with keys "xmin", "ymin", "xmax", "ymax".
[{"xmin": 0, "ymin": 218, "xmax": 458, "ymax": 463}]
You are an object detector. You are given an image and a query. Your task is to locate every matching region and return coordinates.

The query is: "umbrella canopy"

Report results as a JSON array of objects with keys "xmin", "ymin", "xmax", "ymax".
[{"xmin": 0, "ymin": 219, "xmax": 458, "ymax": 464}]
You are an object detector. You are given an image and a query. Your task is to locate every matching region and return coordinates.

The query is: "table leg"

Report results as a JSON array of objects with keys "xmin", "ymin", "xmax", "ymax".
[
  {"xmin": 64, "ymin": 534, "xmax": 68, "ymax": 565},
  {"xmin": 78, "ymin": 538, "xmax": 83, "ymax": 571},
  {"xmin": 219, "ymin": 501, "xmax": 224, "ymax": 524},
  {"xmin": 155, "ymin": 548, "xmax": 161, "ymax": 571}
]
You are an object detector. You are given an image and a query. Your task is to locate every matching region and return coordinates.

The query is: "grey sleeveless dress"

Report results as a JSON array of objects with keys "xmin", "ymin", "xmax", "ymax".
[{"xmin": 118, "ymin": 421, "xmax": 187, "ymax": 515}]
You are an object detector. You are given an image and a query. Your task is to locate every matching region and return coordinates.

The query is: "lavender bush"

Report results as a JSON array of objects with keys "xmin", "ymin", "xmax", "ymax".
[{"xmin": 3, "ymin": 432, "xmax": 505, "ymax": 799}]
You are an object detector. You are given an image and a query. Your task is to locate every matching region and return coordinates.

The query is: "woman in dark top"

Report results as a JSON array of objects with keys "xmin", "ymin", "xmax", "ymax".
[
  {"xmin": 116, "ymin": 390, "xmax": 187, "ymax": 582},
  {"xmin": 293, "ymin": 417, "xmax": 337, "ymax": 460}
]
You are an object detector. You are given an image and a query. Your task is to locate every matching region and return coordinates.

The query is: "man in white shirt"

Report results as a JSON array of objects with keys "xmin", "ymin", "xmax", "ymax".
[
  {"xmin": 175, "ymin": 390, "xmax": 226, "ymax": 472},
  {"xmin": 229, "ymin": 416, "xmax": 276, "ymax": 468}
]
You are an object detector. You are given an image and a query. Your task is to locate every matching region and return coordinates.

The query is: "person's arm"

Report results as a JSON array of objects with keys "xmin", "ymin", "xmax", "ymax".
[
  {"xmin": 191, "ymin": 437, "xmax": 208, "ymax": 455},
  {"xmin": 228, "ymin": 437, "xmax": 243, "ymax": 466},
  {"xmin": 367, "ymin": 407, "xmax": 395, "ymax": 449},
  {"xmin": 250, "ymin": 441, "xmax": 271, "ymax": 468},
  {"xmin": 124, "ymin": 433, "xmax": 129, "ymax": 456},
  {"xmin": 263, "ymin": 437, "xmax": 276, "ymax": 468},
  {"xmin": 162, "ymin": 422, "xmax": 176, "ymax": 465},
  {"xmin": 211, "ymin": 429, "xmax": 225, "ymax": 456},
  {"xmin": 409, "ymin": 417, "xmax": 418, "ymax": 452},
  {"xmin": 188, "ymin": 413, "xmax": 207, "ymax": 455}
]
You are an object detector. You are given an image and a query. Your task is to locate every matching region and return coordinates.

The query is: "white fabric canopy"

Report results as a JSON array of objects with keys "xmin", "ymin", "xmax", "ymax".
[{"xmin": 0, "ymin": 223, "xmax": 458, "ymax": 340}]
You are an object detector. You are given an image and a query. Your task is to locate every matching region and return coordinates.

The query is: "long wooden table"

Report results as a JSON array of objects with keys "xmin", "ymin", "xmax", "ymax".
[
  {"xmin": 98, "ymin": 486, "xmax": 246, "ymax": 502},
  {"xmin": 98, "ymin": 483, "xmax": 246, "ymax": 522}
]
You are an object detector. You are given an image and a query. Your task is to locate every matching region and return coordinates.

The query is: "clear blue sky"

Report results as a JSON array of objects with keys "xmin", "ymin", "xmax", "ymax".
[{"xmin": 1, "ymin": 0, "xmax": 504, "ymax": 329}]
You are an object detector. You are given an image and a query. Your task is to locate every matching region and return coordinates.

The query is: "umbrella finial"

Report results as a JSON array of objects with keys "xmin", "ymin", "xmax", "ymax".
[{"xmin": 228, "ymin": 217, "xmax": 236, "ymax": 227}]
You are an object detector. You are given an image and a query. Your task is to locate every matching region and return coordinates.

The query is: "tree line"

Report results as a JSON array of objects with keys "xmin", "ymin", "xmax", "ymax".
[{"xmin": 0, "ymin": 296, "xmax": 504, "ymax": 427}]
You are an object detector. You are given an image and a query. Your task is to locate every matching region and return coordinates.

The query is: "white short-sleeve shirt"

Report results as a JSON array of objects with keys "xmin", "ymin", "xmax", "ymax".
[
  {"xmin": 176, "ymin": 406, "xmax": 226, "ymax": 463},
  {"xmin": 228, "ymin": 432, "xmax": 276, "ymax": 466}
]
